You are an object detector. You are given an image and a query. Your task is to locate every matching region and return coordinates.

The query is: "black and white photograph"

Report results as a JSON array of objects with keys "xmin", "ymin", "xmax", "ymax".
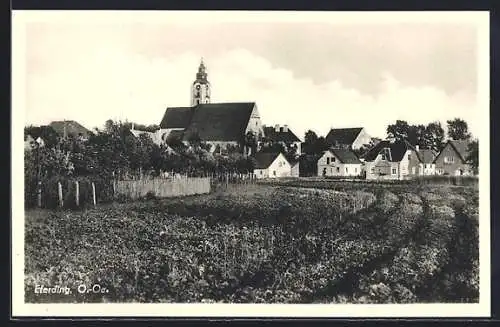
[{"xmin": 12, "ymin": 10, "xmax": 490, "ymax": 317}]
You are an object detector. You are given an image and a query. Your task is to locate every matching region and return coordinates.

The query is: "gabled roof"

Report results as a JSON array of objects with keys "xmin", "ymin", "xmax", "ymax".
[
  {"xmin": 160, "ymin": 107, "xmax": 193, "ymax": 129},
  {"xmin": 327, "ymin": 148, "xmax": 362, "ymax": 164},
  {"xmin": 418, "ymin": 148, "xmax": 437, "ymax": 163},
  {"xmin": 49, "ymin": 120, "xmax": 91, "ymax": 138},
  {"xmin": 325, "ymin": 127, "xmax": 364, "ymax": 146},
  {"xmin": 363, "ymin": 139, "xmax": 422, "ymax": 162},
  {"xmin": 263, "ymin": 126, "xmax": 301, "ymax": 143},
  {"xmin": 182, "ymin": 103, "xmax": 256, "ymax": 142},
  {"xmin": 434, "ymin": 139, "xmax": 471, "ymax": 163},
  {"xmin": 253, "ymin": 152, "xmax": 285, "ymax": 169}
]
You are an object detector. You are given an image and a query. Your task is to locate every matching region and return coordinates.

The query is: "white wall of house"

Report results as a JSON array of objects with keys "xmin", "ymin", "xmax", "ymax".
[
  {"xmin": 317, "ymin": 150, "xmax": 362, "ymax": 177},
  {"xmin": 254, "ymin": 153, "xmax": 291, "ymax": 179},
  {"xmin": 352, "ymin": 128, "xmax": 372, "ymax": 150},
  {"xmin": 291, "ymin": 162, "xmax": 300, "ymax": 177},
  {"xmin": 420, "ymin": 163, "xmax": 436, "ymax": 175},
  {"xmin": 245, "ymin": 104, "xmax": 265, "ymax": 139},
  {"xmin": 365, "ymin": 159, "xmax": 400, "ymax": 180}
]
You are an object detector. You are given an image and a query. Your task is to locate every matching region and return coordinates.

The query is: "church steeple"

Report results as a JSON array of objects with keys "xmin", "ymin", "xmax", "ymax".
[{"xmin": 191, "ymin": 58, "xmax": 211, "ymax": 106}]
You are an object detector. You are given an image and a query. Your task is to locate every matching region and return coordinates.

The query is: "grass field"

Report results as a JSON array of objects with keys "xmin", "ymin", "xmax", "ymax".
[{"xmin": 24, "ymin": 182, "xmax": 479, "ymax": 303}]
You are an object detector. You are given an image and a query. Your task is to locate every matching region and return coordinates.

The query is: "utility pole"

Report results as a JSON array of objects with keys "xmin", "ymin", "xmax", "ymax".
[{"xmin": 36, "ymin": 141, "xmax": 42, "ymax": 207}]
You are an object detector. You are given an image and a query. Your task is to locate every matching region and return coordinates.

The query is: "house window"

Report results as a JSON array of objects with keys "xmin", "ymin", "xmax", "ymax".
[
  {"xmin": 345, "ymin": 167, "xmax": 348, "ymax": 173},
  {"xmin": 260, "ymin": 171, "xmax": 262, "ymax": 175},
  {"xmin": 392, "ymin": 168, "xmax": 397, "ymax": 175},
  {"xmin": 371, "ymin": 167, "xmax": 375, "ymax": 173},
  {"xmin": 326, "ymin": 158, "xmax": 330, "ymax": 164},
  {"xmin": 332, "ymin": 157, "xmax": 336, "ymax": 162},
  {"xmin": 336, "ymin": 167, "xmax": 340, "ymax": 173},
  {"xmin": 355, "ymin": 168, "xmax": 358, "ymax": 173},
  {"xmin": 381, "ymin": 153, "xmax": 386, "ymax": 160},
  {"xmin": 424, "ymin": 163, "xmax": 427, "ymax": 168},
  {"xmin": 330, "ymin": 168, "xmax": 333, "ymax": 173},
  {"xmin": 408, "ymin": 154, "xmax": 411, "ymax": 161},
  {"xmin": 273, "ymin": 171, "xmax": 276, "ymax": 176},
  {"xmin": 444, "ymin": 156, "xmax": 455, "ymax": 164}
]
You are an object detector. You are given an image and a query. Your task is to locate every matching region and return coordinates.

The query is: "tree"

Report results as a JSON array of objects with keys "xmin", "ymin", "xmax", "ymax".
[
  {"xmin": 187, "ymin": 130, "xmax": 202, "ymax": 148},
  {"xmin": 466, "ymin": 139, "xmax": 479, "ymax": 174},
  {"xmin": 304, "ymin": 130, "xmax": 318, "ymax": 144},
  {"xmin": 24, "ymin": 125, "xmax": 60, "ymax": 147},
  {"xmin": 387, "ymin": 120, "xmax": 410, "ymax": 141},
  {"xmin": 423, "ymin": 122, "xmax": 445, "ymax": 152},
  {"xmin": 407, "ymin": 124, "xmax": 426, "ymax": 147},
  {"xmin": 447, "ymin": 118, "xmax": 471, "ymax": 140},
  {"xmin": 243, "ymin": 131, "xmax": 257, "ymax": 156}
]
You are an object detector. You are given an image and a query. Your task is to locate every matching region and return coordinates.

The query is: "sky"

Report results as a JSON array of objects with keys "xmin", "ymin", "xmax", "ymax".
[{"xmin": 20, "ymin": 12, "xmax": 484, "ymax": 140}]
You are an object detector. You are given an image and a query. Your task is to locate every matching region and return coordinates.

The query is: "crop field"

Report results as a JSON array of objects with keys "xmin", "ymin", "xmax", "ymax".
[{"xmin": 24, "ymin": 182, "xmax": 479, "ymax": 303}]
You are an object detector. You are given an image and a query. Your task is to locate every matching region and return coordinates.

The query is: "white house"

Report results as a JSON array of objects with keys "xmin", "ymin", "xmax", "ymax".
[
  {"xmin": 363, "ymin": 139, "xmax": 423, "ymax": 180},
  {"xmin": 253, "ymin": 152, "xmax": 291, "ymax": 179},
  {"xmin": 416, "ymin": 147, "xmax": 437, "ymax": 176},
  {"xmin": 317, "ymin": 148, "xmax": 362, "ymax": 177}
]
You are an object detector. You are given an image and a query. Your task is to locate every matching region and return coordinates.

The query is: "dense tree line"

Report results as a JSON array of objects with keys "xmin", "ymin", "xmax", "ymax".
[{"xmin": 25, "ymin": 120, "xmax": 257, "ymax": 185}]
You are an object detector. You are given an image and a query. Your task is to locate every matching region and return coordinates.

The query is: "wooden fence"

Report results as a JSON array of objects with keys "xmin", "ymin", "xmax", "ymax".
[{"xmin": 115, "ymin": 177, "xmax": 211, "ymax": 200}]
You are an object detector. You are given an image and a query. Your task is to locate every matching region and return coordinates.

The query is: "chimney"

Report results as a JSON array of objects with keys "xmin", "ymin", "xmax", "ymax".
[
  {"xmin": 283, "ymin": 125, "xmax": 288, "ymax": 132},
  {"xmin": 274, "ymin": 124, "xmax": 280, "ymax": 132}
]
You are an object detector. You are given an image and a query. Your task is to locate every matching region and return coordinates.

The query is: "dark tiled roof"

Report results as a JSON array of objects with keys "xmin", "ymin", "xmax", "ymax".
[
  {"xmin": 418, "ymin": 148, "xmax": 437, "ymax": 163},
  {"xmin": 160, "ymin": 107, "xmax": 193, "ymax": 129},
  {"xmin": 363, "ymin": 139, "xmax": 422, "ymax": 162},
  {"xmin": 434, "ymin": 140, "xmax": 471, "ymax": 163},
  {"xmin": 325, "ymin": 127, "xmax": 363, "ymax": 146},
  {"xmin": 49, "ymin": 120, "xmax": 91, "ymax": 137},
  {"xmin": 263, "ymin": 126, "xmax": 301, "ymax": 143},
  {"xmin": 253, "ymin": 152, "xmax": 283, "ymax": 169},
  {"xmin": 329, "ymin": 148, "xmax": 362, "ymax": 164},
  {"xmin": 449, "ymin": 140, "xmax": 471, "ymax": 162},
  {"xmin": 182, "ymin": 103, "xmax": 255, "ymax": 142}
]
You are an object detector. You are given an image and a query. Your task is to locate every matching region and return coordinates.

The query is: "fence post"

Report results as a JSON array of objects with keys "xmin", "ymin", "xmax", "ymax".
[
  {"xmin": 58, "ymin": 182, "xmax": 63, "ymax": 208},
  {"xmin": 37, "ymin": 181, "xmax": 42, "ymax": 208},
  {"xmin": 92, "ymin": 182, "xmax": 96, "ymax": 208},
  {"xmin": 75, "ymin": 180, "xmax": 80, "ymax": 207}
]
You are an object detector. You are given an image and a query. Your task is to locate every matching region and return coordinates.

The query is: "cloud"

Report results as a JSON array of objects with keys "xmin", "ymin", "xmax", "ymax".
[{"xmin": 25, "ymin": 45, "xmax": 479, "ymax": 140}]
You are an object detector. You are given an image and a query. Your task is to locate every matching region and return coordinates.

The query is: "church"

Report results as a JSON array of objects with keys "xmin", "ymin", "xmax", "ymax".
[{"xmin": 158, "ymin": 59, "xmax": 265, "ymax": 154}]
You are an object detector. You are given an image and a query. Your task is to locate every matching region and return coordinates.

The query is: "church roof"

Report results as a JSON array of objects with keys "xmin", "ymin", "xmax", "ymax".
[
  {"xmin": 181, "ymin": 102, "xmax": 256, "ymax": 142},
  {"xmin": 159, "ymin": 107, "xmax": 193, "ymax": 129},
  {"xmin": 263, "ymin": 126, "xmax": 301, "ymax": 143},
  {"xmin": 325, "ymin": 127, "xmax": 364, "ymax": 147}
]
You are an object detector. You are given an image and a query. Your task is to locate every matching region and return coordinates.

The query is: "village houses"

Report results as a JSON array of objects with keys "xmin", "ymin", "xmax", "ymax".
[
  {"xmin": 363, "ymin": 139, "xmax": 423, "ymax": 180},
  {"xmin": 433, "ymin": 140, "xmax": 474, "ymax": 176},
  {"xmin": 317, "ymin": 148, "xmax": 362, "ymax": 177},
  {"xmin": 253, "ymin": 152, "xmax": 292, "ymax": 179}
]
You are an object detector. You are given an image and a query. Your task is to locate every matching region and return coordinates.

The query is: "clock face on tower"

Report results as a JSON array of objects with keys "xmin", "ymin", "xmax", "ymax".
[{"xmin": 195, "ymin": 84, "xmax": 201, "ymax": 90}]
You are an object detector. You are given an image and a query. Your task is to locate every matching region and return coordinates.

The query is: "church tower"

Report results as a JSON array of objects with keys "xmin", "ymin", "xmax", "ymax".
[{"xmin": 191, "ymin": 58, "xmax": 211, "ymax": 106}]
